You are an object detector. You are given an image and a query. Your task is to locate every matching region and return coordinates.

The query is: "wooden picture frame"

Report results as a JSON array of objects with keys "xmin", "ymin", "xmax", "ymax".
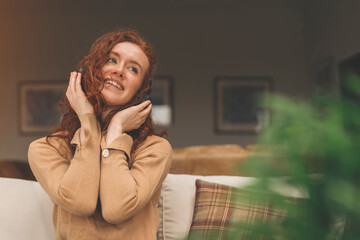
[
  {"xmin": 151, "ymin": 76, "xmax": 174, "ymax": 126},
  {"xmin": 18, "ymin": 80, "xmax": 67, "ymax": 135},
  {"xmin": 214, "ymin": 76, "xmax": 272, "ymax": 134}
]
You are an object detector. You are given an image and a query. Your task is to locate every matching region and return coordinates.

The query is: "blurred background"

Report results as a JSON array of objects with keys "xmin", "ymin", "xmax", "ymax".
[{"xmin": 0, "ymin": 0, "xmax": 359, "ymax": 161}]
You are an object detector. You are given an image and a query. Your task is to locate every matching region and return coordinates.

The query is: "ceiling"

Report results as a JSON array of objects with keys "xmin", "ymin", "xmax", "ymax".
[{"xmin": 0, "ymin": 0, "xmax": 306, "ymax": 14}]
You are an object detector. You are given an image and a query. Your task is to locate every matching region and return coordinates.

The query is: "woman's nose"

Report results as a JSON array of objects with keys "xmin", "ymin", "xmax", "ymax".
[
  {"xmin": 111, "ymin": 71, "xmax": 123, "ymax": 78},
  {"xmin": 111, "ymin": 65, "xmax": 124, "ymax": 78}
]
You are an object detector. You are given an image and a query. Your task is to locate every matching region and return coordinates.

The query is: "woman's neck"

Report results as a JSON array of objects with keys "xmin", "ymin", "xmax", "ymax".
[{"xmin": 102, "ymin": 107, "xmax": 116, "ymax": 122}]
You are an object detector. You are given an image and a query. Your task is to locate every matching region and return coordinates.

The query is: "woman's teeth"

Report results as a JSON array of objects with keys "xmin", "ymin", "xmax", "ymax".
[{"xmin": 105, "ymin": 80, "xmax": 123, "ymax": 90}]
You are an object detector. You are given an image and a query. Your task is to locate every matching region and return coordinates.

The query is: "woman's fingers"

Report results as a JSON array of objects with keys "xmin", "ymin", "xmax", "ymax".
[
  {"xmin": 70, "ymin": 72, "xmax": 77, "ymax": 93},
  {"xmin": 75, "ymin": 72, "xmax": 82, "ymax": 93},
  {"xmin": 67, "ymin": 72, "xmax": 77, "ymax": 96},
  {"xmin": 66, "ymin": 73, "xmax": 72, "ymax": 99},
  {"xmin": 136, "ymin": 100, "xmax": 152, "ymax": 110},
  {"xmin": 68, "ymin": 71, "xmax": 84, "ymax": 96},
  {"xmin": 141, "ymin": 103, "xmax": 152, "ymax": 116},
  {"xmin": 66, "ymin": 71, "xmax": 94, "ymax": 116},
  {"xmin": 135, "ymin": 101, "xmax": 152, "ymax": 119}
]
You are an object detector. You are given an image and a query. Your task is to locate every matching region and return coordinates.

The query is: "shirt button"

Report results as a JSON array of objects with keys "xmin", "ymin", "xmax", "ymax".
[{"xmin": 102, "ymin": 149, "xmax": 109, "ymax": 158}]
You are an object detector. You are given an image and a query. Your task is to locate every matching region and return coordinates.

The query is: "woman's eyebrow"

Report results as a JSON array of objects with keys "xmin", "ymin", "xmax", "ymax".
[{"xmin": 109, "ymin": 51, "xmax": 143, "ymax": 70}]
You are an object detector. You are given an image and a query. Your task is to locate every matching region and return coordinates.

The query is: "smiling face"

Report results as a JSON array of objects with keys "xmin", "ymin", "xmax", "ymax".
[{"xmin": 100, "ymin": 42, "xmax": 150, "ymax": 108}]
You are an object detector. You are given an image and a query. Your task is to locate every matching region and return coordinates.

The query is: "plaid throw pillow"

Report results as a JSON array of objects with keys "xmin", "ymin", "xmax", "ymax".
[{"xmin": 188, "ymin": 179, "xmax": 301, "ymax": 240}]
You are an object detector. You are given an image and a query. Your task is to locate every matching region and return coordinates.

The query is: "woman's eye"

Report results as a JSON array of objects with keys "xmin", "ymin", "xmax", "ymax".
[
  {"xmin": 129, "ymin": 67, "xmax": 138, "ymax": 74},
  {"xmin": 106, "ymin": 58, "xmax": 116, "ymax": 63}
]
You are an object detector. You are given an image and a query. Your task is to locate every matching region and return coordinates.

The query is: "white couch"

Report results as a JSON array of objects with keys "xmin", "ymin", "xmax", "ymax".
[
  {"xmin": 0, "ymin": 177, "xmax": 54, "ymax": 240},
  {"xmin": 0, "ymin": 174, "xmax": 306, "ymax": 240}
]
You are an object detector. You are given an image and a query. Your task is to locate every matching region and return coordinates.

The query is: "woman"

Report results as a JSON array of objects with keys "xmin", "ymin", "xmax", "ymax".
[{"xmin": 28, "ymin": 30, "xmax": 173, "ymax": 240}]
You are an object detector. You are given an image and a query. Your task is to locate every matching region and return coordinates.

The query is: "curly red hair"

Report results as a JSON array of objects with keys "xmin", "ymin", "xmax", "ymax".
[{"xmin": 48, "ymin": 30, "xmax": 167, "ymax": 156}]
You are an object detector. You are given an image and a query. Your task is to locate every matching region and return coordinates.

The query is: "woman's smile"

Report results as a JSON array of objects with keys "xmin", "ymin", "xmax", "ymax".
[{"xmin": 104, "ymin": 79, "xmax": 124, "ymax": 90}]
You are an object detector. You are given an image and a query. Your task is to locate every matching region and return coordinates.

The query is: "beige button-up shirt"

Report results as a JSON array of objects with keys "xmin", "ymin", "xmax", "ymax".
[{"xmin": 28, "ymin": 113, "xmax": 172, "ymax": 240}]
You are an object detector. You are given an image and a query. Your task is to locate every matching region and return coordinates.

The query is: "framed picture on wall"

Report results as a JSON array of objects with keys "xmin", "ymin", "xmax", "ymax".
[
  {"xmin": 18, "ymin": 80, "xmax": 67, "ymax": 135},
  {"xmin": 150, "ymin": 76, "xmax": 174, "ymax": 126},
  {"xmin": 214, "ymin": 76, "xmax": 272, "ymax": 134}
]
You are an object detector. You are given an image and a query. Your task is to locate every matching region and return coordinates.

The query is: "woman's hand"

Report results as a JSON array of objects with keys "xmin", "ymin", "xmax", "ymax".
[
  {"xmin": 66, "ymin": 71, "xmax": 94, "ymax": 145},
  {"xmin": 66, "ymin": 71, "xmax": 94, "ymax": 116},
  {"xmin": 105, "ymin": 100, "xmax": 152, "ymax": 145}
]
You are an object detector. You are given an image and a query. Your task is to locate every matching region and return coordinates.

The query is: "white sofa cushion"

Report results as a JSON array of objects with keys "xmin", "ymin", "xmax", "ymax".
[
  {"xmin": 158, "ymin": 174, "xmax": 257, "ymax": 240},
  {"xmin": 0, "ymin": 177, "xmax": 55, "ymax": 240}
]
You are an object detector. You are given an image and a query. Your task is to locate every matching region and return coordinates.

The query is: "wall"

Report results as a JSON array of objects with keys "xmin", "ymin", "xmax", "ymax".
[
  {"xmin": 304, "ymin": 0, "xmax": 360, "ymax": 86},
  {"xmin": 0, "ymin": 1, "xmax": 310, "ymax": 161}
]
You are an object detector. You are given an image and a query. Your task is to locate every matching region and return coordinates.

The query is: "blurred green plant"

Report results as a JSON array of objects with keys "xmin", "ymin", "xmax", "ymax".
[
  {"xmin": 234, "ymin": 71, "xmax": 360, "ymax": 240},
  {"xmin": 186, "ymin": 72, "xmax": 360, "ymax": 240}
]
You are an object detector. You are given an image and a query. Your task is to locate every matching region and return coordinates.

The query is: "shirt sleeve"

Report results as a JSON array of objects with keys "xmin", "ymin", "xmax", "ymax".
[
  {"xmin": 99, "ymin": 134, "xmax": 173, "ymax": 224},
  {"xmin": 28, "ymin": 113, "xmax": 101, "ymax": 217}
]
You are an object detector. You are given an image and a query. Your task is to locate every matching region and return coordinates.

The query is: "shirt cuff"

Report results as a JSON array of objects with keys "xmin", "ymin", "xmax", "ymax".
[
  {"xmin": 70, "ymin": 113, "xmax": 98, "ymax": 147},
  {"xmin": 101, "ymin": 133, "xmax": 133, "ymax": 158}
]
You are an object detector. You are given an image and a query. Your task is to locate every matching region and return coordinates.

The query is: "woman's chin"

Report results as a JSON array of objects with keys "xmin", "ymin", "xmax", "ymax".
[{"xmin": 103, "ymin": 97, "xmax": 128, "ymax": 107}]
